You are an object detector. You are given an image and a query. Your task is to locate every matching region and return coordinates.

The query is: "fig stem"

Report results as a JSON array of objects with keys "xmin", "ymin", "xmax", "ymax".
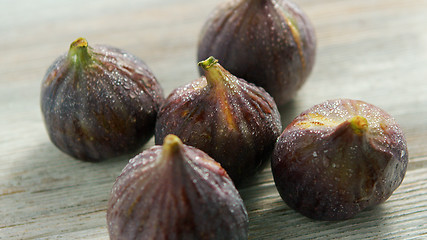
[
  {"xmin": 198, "ymin": 56, "xmax": 233, "ymax": 89},
  {"xmin": 68, "ymin": 37, "xmax": 93, "ymax": 66},
  {"xmin": 349, "ymin": 116, "xmax": 368, "ymax": 135},
  {"xmin": 161, "ymin": 134, "xmax": 183, "ymax": 159},
  {"xmin": 198, "ymin": 56, "xmax": 219, "ymax": 70}
]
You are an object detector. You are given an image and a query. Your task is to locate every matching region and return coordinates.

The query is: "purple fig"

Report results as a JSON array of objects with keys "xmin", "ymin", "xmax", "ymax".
[
  {"xmin": 41, "ymin": 38, "xmax": 164, "ymax": 161},
  {"xmin": 197, "ymin": 0, "xmax": 316, "ymax": 105},
  {"xmin": 271, "ymin": 99, "xmax": 408, "ymax": 220},
  {"xmin": 107, "ymin": 134, "xmax": 248, "ymax": 240},
  {"xmin": 155, "ymin": 57, "xmax": 282, "ymax": 184}
]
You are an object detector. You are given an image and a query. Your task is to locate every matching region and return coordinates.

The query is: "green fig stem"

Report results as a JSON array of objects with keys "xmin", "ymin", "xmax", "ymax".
[
  {"xmin": 197, "ymin": 57, "xmax": 238, "ymax": 130},
  {"xmin": 198, "ymin": 56, "xmax": 233, "ymax": 88},
  {"xmin": 198, "ymin": 56, "xmax": 219, "ymax": 70},
  {"xmin": 161, "ymin": 134, "xmax": 183, "ymax": 160},
  {"xmin": 349, "ymin": 116, "xmax": 368, "ymax": 136},
  {"xmin": 68, "ymin": 37, "xmax": 93, "ymax": 67}
]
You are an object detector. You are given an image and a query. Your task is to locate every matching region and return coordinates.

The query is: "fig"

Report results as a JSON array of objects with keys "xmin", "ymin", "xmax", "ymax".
[
  {"xmin": 155, "ymin": 57, "xmax": 282, "ymax": 184},
  {"xmin": 197, "ymin": 0, "xmax": 316, "ymax": 105},
  {"xmin": 41, "ymin": 38, "xmax": 164, "ymax": 161},
  {"xmin": 107, "ymin": 134, "xmax": 248, "ymax": 240},
  {"xmin": 271, "ymin": 99, "xmax": 408, "ymax": 221}
]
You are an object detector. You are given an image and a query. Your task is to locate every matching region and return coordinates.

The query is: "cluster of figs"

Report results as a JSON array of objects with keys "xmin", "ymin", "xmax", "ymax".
[{"xmin": 40, "ymin": 0, "xmax": 408, "ymax": 239}]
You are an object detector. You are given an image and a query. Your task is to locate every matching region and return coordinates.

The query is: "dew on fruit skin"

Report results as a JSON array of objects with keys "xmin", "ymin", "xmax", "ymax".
[
  {"xmin": 123, "ymin": 83, "xmax": 131, "ymax": 90},
  {"xmin": 400, "ymin": 150, "xmax": 406, "ymax": 158}
]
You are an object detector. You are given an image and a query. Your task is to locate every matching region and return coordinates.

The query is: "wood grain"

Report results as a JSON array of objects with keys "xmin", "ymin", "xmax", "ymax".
[{"xmin": 1, "ymin": 0, "xmax": 427, "ymax": 239}]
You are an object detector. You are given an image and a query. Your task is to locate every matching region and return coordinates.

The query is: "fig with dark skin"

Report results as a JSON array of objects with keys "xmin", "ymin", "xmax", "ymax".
[
  {"xmin": 271, "ymin": 99, "xmax": 408, "ymax": 221},
  {"xmin": 197, "ymin": 0, "xmax": 316, "ymax": 105},
  {"xmin": 41, "ymin": 38, "xmax": 164, "ymax": 161},
  {"xmin": 107, "ymin": 134, "xmax": 249, "ymax": 240},
  {"xmin": 155, "ymin": 57, "xmax": 282, "ymax": 185}
]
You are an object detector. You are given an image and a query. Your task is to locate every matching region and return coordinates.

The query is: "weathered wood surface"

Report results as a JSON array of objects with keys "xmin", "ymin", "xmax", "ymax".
[{"xmin": 1, "ymin": 0, "xmax": 427, "ymax": 239}]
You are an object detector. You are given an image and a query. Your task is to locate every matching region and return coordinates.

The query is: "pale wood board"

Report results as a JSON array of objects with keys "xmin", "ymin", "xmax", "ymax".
[{"xmin": 1, "ymin": 0, "xmax": 427, "ymax": 239}]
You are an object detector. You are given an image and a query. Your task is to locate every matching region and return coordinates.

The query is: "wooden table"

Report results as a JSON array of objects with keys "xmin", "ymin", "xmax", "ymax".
[{"xmin": 1, "ymin": 0, "xmax": 426, "ymax": 239}]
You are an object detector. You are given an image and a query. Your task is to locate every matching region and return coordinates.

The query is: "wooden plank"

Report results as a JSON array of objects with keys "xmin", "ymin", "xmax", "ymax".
[
  {"xmin": 241, "ymin": 167, "xmax": 427, "ymax": 239},
  {"xmin": 1, "ymin": 0, "xmax": 427, "ymax": 239}
]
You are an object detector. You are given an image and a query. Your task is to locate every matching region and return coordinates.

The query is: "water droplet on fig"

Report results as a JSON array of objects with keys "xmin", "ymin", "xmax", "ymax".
[
  {"xmin": 155, "ymin": 57, "xmax": 282, "ymax": 185},
  {"xmin": 40, "ymin": 37, "xmax": 164, "ymax": 161},
  {"xmin": 272, "ymin": 99, "xmax": 408, "ymax": 220},
  {"xmin": 107, "ymin": 134, "xmax": 248, "ymax": 239},
  {"xmin": 197, "ymin": 0, "xmax": 317, "ymax": 105}
]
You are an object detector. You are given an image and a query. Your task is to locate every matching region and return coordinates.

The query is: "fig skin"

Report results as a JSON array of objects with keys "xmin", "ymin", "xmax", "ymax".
[
  {"xmin": 107, "ymin": 134, "xmax": 249, "ymax": 240},
  {"xmin": 155, "ymin": 57, "xmax": 282, "ymax": 185},
  {"xmin": 41, "ymin": 38, "xmax": 164, "ymax": 161},
  {"xmin": 197, "ymin": 0, "xmax": 316, "ymax": 105},
  {"xmin": 271, "ymin": 99, "xmax": 408, "ymax": 221}
]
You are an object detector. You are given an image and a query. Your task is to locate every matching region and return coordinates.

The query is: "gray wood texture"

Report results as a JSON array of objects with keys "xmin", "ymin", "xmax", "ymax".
[{"xmin": 1, "ymin": 0, "xmax": 427, "ymax": 239}]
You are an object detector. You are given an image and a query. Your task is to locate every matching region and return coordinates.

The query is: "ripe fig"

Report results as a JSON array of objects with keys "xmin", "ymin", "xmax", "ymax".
[
  {"xmin": 197, "ymin": 0, "xmax": 316, "ymax": 105},
  {"xmin": 107, "ymin": 134, "xmax": 249, "ymax": 240},
  {"xmin": 271, "ymin": 99, "xmax": 408, "ymax": 221},
  {"xmin": 155, "ymin": 57, "xmax": 282, "ymax": 184},
  {"xmin": 41, "ymin": 38, "xmax": 164, "ymax": 161}
]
